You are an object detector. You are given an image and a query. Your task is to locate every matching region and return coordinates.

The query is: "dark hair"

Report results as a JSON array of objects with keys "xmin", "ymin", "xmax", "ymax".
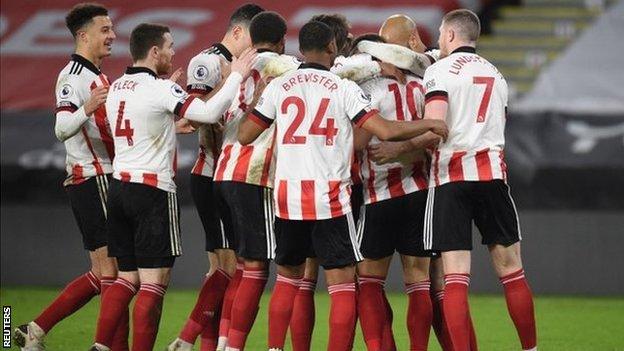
[
  {"xmin": 129, "ymin": 23, "xmax": 170, "ymax": 61},
  {"xmin": 65, "ymin": 3, "xmax": 109, "ymax": 37},
  {"xmin": 250, "ymin": 11, "xmax": 287, "ymax": 45},
  {"xmin": 299, "ymin": 21, "xmax": 334, "ymax": 53},
  {"xmin": 349, "ymin": 33, "xmax": 386, "ymax": 56},
  {"xmin": 310, "ymin": 14, "xmax": 350, "ymax": 55},
  {"xmin": 229, "ymin": 3, "xmax": 265, "ymax": 29}
]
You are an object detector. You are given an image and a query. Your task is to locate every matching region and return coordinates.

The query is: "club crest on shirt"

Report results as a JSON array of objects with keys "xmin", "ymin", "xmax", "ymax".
[
  {"xmin": 59, "ymin": 84, "xmax": 73, "ymax": 99},
  {"xmin": 426, "ymin": 79, "xmax": 436, "ymax": 90},
  {"xmin": 171, "ymin": 84, "xmax": 186, "ymax": 98},
  {"xmin": 193, "ymin": 65, "xmax": 208, "ymax": 80}
]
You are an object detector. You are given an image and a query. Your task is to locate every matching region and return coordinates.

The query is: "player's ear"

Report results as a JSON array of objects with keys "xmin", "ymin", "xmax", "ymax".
[{"xmin": 232, "ymin": 25, "xmax": 242, "ymax": 40}]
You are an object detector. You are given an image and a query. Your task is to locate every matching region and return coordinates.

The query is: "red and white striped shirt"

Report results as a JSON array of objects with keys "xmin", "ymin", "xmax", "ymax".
[
  {"xmin": 186, "ymin": 43, "xmax": 233, "ymax": 178},
  {"xmin": 214, "ymin": 51, "xmax": 299, "ymax": 187},
  {"xmin": 251, "ymin": 63, "xmax": 376, "ymax": 220},
  {"xmin": 106, "ymin": 67, "xmax": 195, "ymax": 193},
  {"xmin": 423, "ymin": 47, "xmax": 509, "ymax": 187},
  {"xmin": 359, "ymin": 75, "xmax": 429, "ymax": 204},
  {"xmin": 55, "ymin": 54, "xmax": 114, "ymax": 186}
]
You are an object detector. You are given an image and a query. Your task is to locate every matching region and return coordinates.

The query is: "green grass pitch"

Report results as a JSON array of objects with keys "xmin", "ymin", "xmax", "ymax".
[{"xmin": 2, "ymin": 287, "xmax": 623, "ymax": 350}]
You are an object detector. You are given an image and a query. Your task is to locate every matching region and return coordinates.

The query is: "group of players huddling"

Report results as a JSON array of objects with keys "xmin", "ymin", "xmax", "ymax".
[{"xmin": 14, "ymin": 2, "xmax": 538, "ymax": 351}]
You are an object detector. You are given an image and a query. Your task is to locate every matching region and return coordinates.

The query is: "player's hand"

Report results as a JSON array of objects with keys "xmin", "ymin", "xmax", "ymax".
[
  {"xmin": 369, "ymin": 142, "xmax": 406, "ymax": 164},
  {"xmin": 379, "ymin": 62, "xmax": 406, "ymax": 84},
  {"xmin": 427, "ymin": 120, "xmax": 449, "ymax": 141},
  {"xmin": 230, "ymin": 48, "xmax": 257, "ymax": 80},
  {"xmin": 169, "ymin": 67, "xmax": 184, "ymax": 83},
  {"xmin": 84, "ymin": 85, "xmax": 109, "ymax": 116},
  {"xmin": 253, "ymin": 78, "xmax": 267, "ymax": 102},
  {"xmin": 220, "ymin": 59, "xmax": 231, "ymax": 80},
  {"xmin": 175, "ymin": 118, "xmax": 196, "ymax": 134}
]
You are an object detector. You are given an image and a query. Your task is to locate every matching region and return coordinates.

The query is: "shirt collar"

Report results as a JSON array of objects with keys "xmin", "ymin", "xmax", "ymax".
[
  {"xmin": 451, "ymin": 46, "xmax": 477, "ymax": 54},
  {"xmin": 298, "ymin": 62, "xmax": 330, "ymax": 71},
  {"xmin": 125, "ymin": 66, "xmax": 158, "ymax": 78},
  {"xmin": 71, "ymin": 54, "xmax": 101, "ymax": 75}
]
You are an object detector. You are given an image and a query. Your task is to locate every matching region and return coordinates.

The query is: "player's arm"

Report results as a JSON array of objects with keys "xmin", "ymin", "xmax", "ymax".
[
  {"xmin": 180, "ymin": 49, "xmax": 256, "ymax": 124},
  {"xmin": 332, "ymin": 54, "xmax": 405, "ymax": 84},
  {"xmin": 357, "ymin": 40, "xmax": 435, "ymax": 77},
  {"xmin": 358, "ymin": 113, "xmax": 447, "ymax": 142},
  {"xmin": 54, "ymin": 76, "xmax": 108, "ymax": 142},
  {"xmin": 238, "ymin": 78, "xmax": 276, "ymax": 145}
]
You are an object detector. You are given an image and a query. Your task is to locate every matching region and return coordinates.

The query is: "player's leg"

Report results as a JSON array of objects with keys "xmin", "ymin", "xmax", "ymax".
[
  {"xmin": 132, "ymin": 265, "xmax": 173, "ymax": 351},
  {"xmin": 172, "ymin": 176, "xmax": 235, "ymax": 350},
  {"xmin": 315, "ymin": 213, "xmax": 362, "ymax": 351},
  {"xmin": 476, "ymin": 180, "xmax": 536, "ymax": 351},
  {"xmin": 398, "ymin": 190, "xmax": 434, "ymax": 351},
  {"xmin": 357, "ymin": 256, "xmax": 392, "ymax": 351},
  {"xmin": 14, "ymin": 176, "xmax": 110, "ymax": 349},
  {"xmin": 224, "ymin": 184, "xmax": 274, "ymax": 350},
  {"xmin": 425, "ymin": 183, "xmax": 476, "ymax": 351},
  {"xmin": 93, "ymin": 179, "xmax": 140, "ymax": 351},
  {"xmin": 263, "ymin": 219, "xmax": 311, "ymax": 351},
  {"xmin": 290, "ymin": 257, "xmax": 319, "ymax": 351}
]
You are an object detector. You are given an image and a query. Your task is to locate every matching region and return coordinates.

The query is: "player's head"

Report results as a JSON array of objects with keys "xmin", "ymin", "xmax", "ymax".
[
  {"xmin": 349, "ymin": 33, "xmax": 386, "ymax": 56},
  {"xmin": 224, "ymin": 3, "xmax": 265, "ymax": 57},
  {"xmin": 65, "ymin": 3, "xmax": 115, "ymax": 59},
  {"xmin": 299, "ymin": 21, "xmax": 337, "ymax": 65},
  {"xmin": 129, "ymin": 23, "xmax": 174, "ymax": 75},
  {"xmin": 379, "ymin": 14, "xmax": 426, "ymax": 53},
  {"xmin": 250, "ymin": 11, "xmax": 288, "ymax": 54},
  {"xmin": 438, "ymin": 9, "xmax": 480, "ymax": 56},
  {"xmin": 311, "ymin": 14, "xmax": 352, "ymax": 57}
]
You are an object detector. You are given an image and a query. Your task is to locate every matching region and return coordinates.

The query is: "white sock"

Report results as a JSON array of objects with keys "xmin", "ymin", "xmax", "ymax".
[
  {"xmin": 176, "ymin": 338, "xmax": 193, "ymax": 350},
  {"xmin": 216, "ymin": 336, "xmax": 228, "ymax": 351},
  {"xmin": 92, "ymin": 343, "xmax": 111, "ymax": 351},
  {"xmin": 29, "ymin": 321, "xmax": 45, "ymax": 339},
  {"xmin": 524, "ymin": 348, "xmax": 538, "ymax": 351},
  {"xmin": 225, "ymin": 347, "xmax": 240, "ymax": 351}
]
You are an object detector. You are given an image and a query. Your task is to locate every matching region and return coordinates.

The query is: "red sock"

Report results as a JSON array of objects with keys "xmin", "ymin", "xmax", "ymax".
[
  {"xmin": 328, "ymin": 283, "xmax": 357, "ymax": 351},
  {"xmin": 500, "ymin": 269, "xmax": 536, "ymax": 350},
  {"xmin": 268, "ymin": 275, "xmax": 302, "ymax": 349},
  {"xmin": 34, "ymin": 271, "xmax": 100, "ymax": 333},
  {"xmin": 101, "ymin": 276, "xmax": 130, "ymax": 351},
  {"xmin": 443, "ymin": 274, "xmax": 471, "ymax": 351},
  {"xmin": 226, "ymin": 267, "xmax": 268, "ymax": 350},
  {"xmin": 290, "ymin": 279, "xmax": 316, "ymax": 351},
  {"xmin": 218, "ymin": 263, "xmax": 243, "ymax": 344},
  {"xmin": 132, "ymin": 283, "xmax": 167, "ymax": 351},
  {"xmin": 467, "ymin": 309, "xmax": 478, "ymax": 351},
  {"xmin": 200, "ymin": 307, "xmax": 221, "ymax": 351},
  {"xmin": 357, "ymin": 275, "xmax": 386, "ymax": 351},
  {"xmin": 431, "ymin": 290, "xmax": 452, "ymax": 351},
  {"xmin": 381, "ymin": 289, "xmax": 397, "ymax": 351},
  {"xmin": 406, "ymin": 280, "xmax": 432, "ymax": 351},
  {"xmin": 179, "ymin": 269, "xmax": 231, "ymax": 344},
  {"xmin": 95, "ymin": 278, "xmax": 138, "ymax": 347}
]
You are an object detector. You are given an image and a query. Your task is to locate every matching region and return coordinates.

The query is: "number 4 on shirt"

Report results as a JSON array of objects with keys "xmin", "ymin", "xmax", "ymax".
[
  {"xmin": 473, "ymin": 76, "xmax": 494, "ymax": 123},
  {"xmin": 115, "ymin": 101, "xmax": 134, "ymax": 146}
]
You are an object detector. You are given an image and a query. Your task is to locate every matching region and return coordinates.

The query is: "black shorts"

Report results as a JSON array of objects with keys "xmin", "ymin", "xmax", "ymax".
[
  {"xmin": 214, "ymin": 182, "xmax": 274, "ymax": 260},
  {"xmin": 190, "ymin": 175, "xmax": 233, "ymax": 252},
  {"xmin": 357, "ymin": 190, "xmax": 435, "ymax": 259},
  {"xmin": 274, "ymin": 213, "xmax": 362, "ymax": 270},
  {"xmin": 106, "ymin": 179, "xmax": 182, "ymax": 268},
  {"xmin": 424, "ymin": 180, "xmax": 521, "ymax": 251},
  {"xmin": 66, "ymin": 174, "xmax": 110, "ymax": 251},
  {"xmin": 350, "ymin": 182, "xmax": 364, "ymax": 223}
]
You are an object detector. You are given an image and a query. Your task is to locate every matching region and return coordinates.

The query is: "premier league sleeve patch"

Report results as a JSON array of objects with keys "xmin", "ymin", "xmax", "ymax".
[
  {"xmin": 193, "ymin": 65, "xmax": 209, "ymax": 81},
  {"xmin": 170, "ymin": 84, "xmax": 187, "ymax": 98},
  {"xmin": 58, "ymin": 84, "xmax": 74, "ymax": 99}
]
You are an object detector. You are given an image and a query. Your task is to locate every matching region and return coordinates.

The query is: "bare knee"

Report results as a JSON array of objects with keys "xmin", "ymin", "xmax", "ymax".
[
  {"xmin": 401, "ymin": 255, "xmax": 430, "ymax": 284},
  {"xmin": 325, "ymin": 265, "xmax": 356, "ymax": 286},
  {"xmin": 357, "ymin": 256, "xmax": 391, "ymax": 279},
  {"xmin": 277, "ymin": 264, "xmax": 305, "ymax": 279},
  {"xmin": 489, "ymin": 243, "xmax": 523, "ymax": 277}
]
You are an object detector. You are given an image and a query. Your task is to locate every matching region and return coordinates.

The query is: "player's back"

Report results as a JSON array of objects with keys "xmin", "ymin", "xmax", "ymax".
[
  {"xmin": 106, "ymin": 67, "xmax": 185, "ymax": 193},
  {"xmin": 359, "ymin": 74, "xmax": 428, "ymax": 203},
  {"xmin": 254, "ymin": 63, "xmax": 375, "ymax": 219},
  {"xmin": 424, "ymin": 47, "xmax": 508, "ymax": 185}
]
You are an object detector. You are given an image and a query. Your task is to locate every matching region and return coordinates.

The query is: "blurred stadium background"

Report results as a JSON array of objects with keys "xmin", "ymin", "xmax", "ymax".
[{"xmin": 1, "ymin": 0, "xmax": 623, "ymax": 309}]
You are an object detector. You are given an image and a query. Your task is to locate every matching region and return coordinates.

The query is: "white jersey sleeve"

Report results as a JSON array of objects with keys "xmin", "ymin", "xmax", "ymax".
[
  {"xmin": 186, "ymin": 53, "xmax": 222, "ymax": 94},
  {"xmin": 341, "ymin": 79, "xmax": 376, "ymax": 126},
  {"xmin": 331, "ymin": 54, "xmax": 382, "ymax": 83},
  {"xmin": 423, "ymin": 64, "xmax": 449, "ymax": 104},
  {"xmin": 54, "ymin": 73, "xmax": 90, "ymax": 141},
  {"xmin": 250, "ymin": 78, "xmax": 280, "ymax": 127}
]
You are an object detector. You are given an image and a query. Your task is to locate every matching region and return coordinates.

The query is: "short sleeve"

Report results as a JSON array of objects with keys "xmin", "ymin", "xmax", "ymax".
[
  {"xmin": 342, "ymin": 80, "xmax": 377, "ymax": 127},
  {"xmin": 161, "ymin": 80, "xmax": 196, "ymax": 118},
  {"xmin": 186, "ymin": 54, "xmax": 222, "ymax": 95},
  {"xmin": 55, "ymin": 74, "xmax": 87, "ymax": 113},
  {"xmin": 249, "ymin": 79, "xmax": 279, "ymax": 129},
  {"xmin": 423, "ymin": 64, "xmax": 448, "ymax": 104},
  {"xmin": 358, "ymin": 79, "xmax": 384, "ymax": 111}
]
